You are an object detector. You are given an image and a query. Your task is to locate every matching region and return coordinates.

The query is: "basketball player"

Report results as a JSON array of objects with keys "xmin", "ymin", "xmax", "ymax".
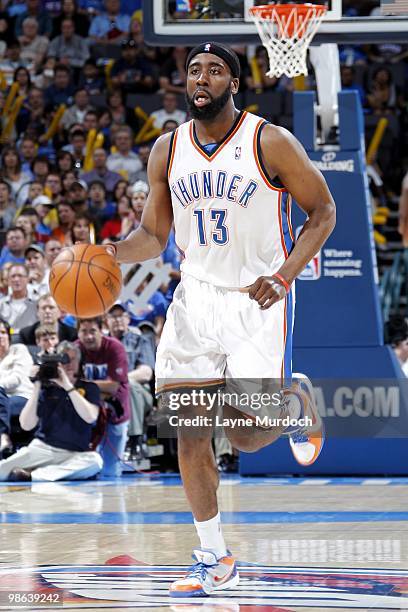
[{"xmin": 106, "ymin": 43, "xmax": 336, "ymax": 597}]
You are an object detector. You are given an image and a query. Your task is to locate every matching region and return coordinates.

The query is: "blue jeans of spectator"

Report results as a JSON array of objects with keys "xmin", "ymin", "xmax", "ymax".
[
  {"xmin": 0, "ymin": 391, "xmax": 26, "ymax": 435},
  {"xmin": 99, "ymin": 421, "xmax": 128, "ymax": 477}
]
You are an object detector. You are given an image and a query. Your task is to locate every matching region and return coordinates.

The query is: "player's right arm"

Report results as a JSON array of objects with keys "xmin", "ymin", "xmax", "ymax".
[{"xmin": 110, "ymin": 134, "xmax": 174, "ymax": 264}]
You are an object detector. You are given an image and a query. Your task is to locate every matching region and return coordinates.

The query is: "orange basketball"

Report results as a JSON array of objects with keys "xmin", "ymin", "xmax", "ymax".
[{"xmin": 49, "ymin": 244, "xmax": 122, "ymax": 318}]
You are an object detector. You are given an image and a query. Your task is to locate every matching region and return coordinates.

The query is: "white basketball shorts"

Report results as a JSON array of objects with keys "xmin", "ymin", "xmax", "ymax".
[{"xmin": 155, "ymin": 273, "xmax": 295, "ymax": 394}]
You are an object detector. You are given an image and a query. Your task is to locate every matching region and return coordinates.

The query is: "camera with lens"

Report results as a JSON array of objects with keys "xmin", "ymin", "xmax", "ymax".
[{"xmin": 33, "ymin": 352, "xmax": 70, "ymax": 384}]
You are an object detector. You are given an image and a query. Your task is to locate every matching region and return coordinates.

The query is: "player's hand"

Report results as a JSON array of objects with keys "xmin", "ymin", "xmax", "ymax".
[{"xmin": 247, "ymin": 275, "xmax": 287, "ymax": 310}]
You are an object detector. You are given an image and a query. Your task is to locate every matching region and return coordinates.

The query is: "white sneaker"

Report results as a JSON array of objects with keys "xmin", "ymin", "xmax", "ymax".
[
  {"xmin": 283, "ymin": 373, "xmax": 325, "ymax": 466},
  {"xmin": 169, "ymin": 549, "xmax": 239, "ymax": 597}
]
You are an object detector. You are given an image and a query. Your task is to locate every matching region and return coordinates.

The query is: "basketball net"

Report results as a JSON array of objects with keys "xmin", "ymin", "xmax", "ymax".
[
  {"xmin": 250, "ymin": 3, "xmax": 341, "ymax": 143},
  {"xmin": 249, "ymin": 3, "xmax": 327, "ymax": 78}
]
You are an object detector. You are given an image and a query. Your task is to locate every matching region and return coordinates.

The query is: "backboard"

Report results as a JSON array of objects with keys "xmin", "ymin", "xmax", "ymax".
[{"xmin": 143, "ymin": 0, "xmax": 408, "ymax": 45}]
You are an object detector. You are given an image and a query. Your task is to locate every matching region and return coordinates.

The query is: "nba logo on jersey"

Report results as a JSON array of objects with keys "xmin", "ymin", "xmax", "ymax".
[
  {"xmin": 296, "ymin": 225, "xmax": 321, "ymax": 280},
  {"xmin": 235, "ymin": 146, "xmax": 241, "ymax": 159}
]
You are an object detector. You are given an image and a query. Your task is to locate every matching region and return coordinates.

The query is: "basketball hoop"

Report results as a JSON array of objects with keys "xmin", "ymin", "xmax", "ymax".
[{"xmin": 249, "ymin": 3, "xmax": 327, "ymax": 78}]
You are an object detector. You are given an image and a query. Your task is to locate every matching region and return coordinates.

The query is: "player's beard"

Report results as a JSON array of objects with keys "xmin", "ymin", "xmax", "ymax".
[{"xmin": 186, "ymin": 84, "xmax": 232, "ymax": 121}]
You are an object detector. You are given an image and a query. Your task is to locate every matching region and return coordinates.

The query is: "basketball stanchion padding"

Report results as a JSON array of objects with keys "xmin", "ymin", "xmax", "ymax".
[
  {"xmin": 249, "ymin": 3, "xmax": 327, "ymax": 77},
  {"xmin": 49, "ymin": 243, "xmax": 122, "ymax": 318}
]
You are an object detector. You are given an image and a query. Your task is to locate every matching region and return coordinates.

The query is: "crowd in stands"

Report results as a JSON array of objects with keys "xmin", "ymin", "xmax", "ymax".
[{"xmin": 0, "ymin": 0, "xmax": 405, "ymax": 480}]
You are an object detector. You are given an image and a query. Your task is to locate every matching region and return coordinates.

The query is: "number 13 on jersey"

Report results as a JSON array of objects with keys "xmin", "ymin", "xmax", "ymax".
[{"xmin": 193, "ymin": 209, "xmax": 229, "ymax": 246}]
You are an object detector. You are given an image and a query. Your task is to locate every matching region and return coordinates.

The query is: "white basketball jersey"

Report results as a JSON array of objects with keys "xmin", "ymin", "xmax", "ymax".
[{"xmin": 167, "ymin": 111, "xmax": 294, "ymax": 288}]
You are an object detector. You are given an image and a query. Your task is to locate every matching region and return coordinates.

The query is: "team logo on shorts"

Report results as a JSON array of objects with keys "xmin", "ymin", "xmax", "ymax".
[{"xmin": 1, "ymin": 563, "xmax": 408, "ymax": 609}]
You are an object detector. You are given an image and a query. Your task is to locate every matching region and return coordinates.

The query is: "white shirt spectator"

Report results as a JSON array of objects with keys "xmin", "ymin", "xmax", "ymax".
[
  {"xmin": 151, "ymin": 108, "xmax": 186, "ymax": 129},
  {"xmin": 0, "ymin": 295, "xmax": 37, "ymax": 333},
  {"xmin": 0, "ymin": 344, "xmax": 33, "ymax": 399},
  {"xmin": 107, "ymin": 151, "xmax": 142, "ymax": 183}
]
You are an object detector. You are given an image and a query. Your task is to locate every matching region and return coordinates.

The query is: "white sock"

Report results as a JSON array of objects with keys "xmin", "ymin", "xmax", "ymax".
[{"xmin": 194, "ymin": 512, "xmax": 227, "ymax": 558}]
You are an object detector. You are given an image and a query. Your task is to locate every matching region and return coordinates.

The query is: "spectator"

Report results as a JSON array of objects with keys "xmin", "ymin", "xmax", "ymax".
[
  {"xmin": 68, "ymin": 179, "xmax": 88, "ymax": 213},
  {"xmin": 77, "ymin": 317, "xmax": 130, "ymax": 477},
  {"xmin": 367, "ymin": 67, "xmax": 405, "ymax": 115},
  {"xmin": 107, "ymin": 126, "xmax": 142, "ymax": 183},
  {"xmin": 159, "ymin": 46, "xmax": 187, "ymax": 95},
  {"xmin": 18, "ymin": 18, "xmax": 49, "ymax": 70},
  {"xmin": 44, "ymin": 64, "xmax": 75, "ymax": 108},
  {"xmin": 26, "ymin": 182, "xmax": 44, "ymax": 205},
  {"xmin": 44, "ymin": 239, "xmax": 62, "ymax": 267},
  {"xmin": 133, "ymin": 144, "xmax": 150, "ymax": 183},
  {"xmin": 128, "ymin": 16, "xmax": 156, "ymax": 61},
  {"xmin": 62, "ymin": 89, "xmax": 93, "ymax": 130},
  {"xmin": 34, "ymin": 325, "xmax": 60, "ymax": 356},
  {"xmin": 88, "ymin": 180, "xmax": 115, "ymax": 223},
  {"xmin": 0, "ymin": 226, "xmax": 28, "ymax": 269},
  {"xmin": 106, "ymin": 88, "xmax": 140, "ymax": 133},
  {"xmin": 81, "ymin": 147, "xmax": 122, "ymax": 195},
  {"xmin": 15, "ymin": 209, "xmax": 38, "ymax": 245},
  {"xmin": 78, "ymin": 58, "xmax": 104, "ymax": 94},
  {"xmin": 25, "ymin": 244, "xmax": 50, "ymax": 299},
  {"xmin": 106, "ymin": 303, "xmax": 154, "ymax": 460},
  {"xmin": 31, "ymin": 156, "xmax": 51, "ymax": 185},
  {"xmin": 110, "ymin": 39, "xmax": 155, "ymax": 93},
  {"xmin": 0, "ymin": 340, "xmax": 102, "ymax": 482},
  {"xmin": 83, "ymin": 109, "xmax": 98, "ymax": 132},
  {"xmin": 341, "ymin": 65, "xmax": 366, "ymax": 107},
  {"xmin": 20, "ymin": 293, "xmax": 78, "ymax": 347},
  {"xmin": 162, "ymin": 119, "xmax": 179, "ymax": 134},
  {"xmin": 57, "ymin": 151, "xmax": 75, "ymax": 174},
  {"xmin": 130, "ymin": 180, "xmax": 148, "ymax": 229},
  {"xmin": 44, "ymin": 173, "xmax": 63, "ymax": 205},
  {"xmin": 89, "ymin": 0, "xmax": 131, "ymax": 45},
  {"xmin": 0, "ymin": 181, "xmax": 17, "ymax": 231},
  {"xmin": 17, "ymin": 87, "xmax": 46, "ymax": 137},
  {"xmin": 31, "ymin": 195, "xmax": 54, "ymax": 241},
  {"xmin": 0, "ymin": 263, "xmax": 37, "ymax": 332},
  {"xmin": 151, "ymin": 92, "xmax": 186, "ymax": 130},
  {"xmin": 1, "ymin": 145, "xmax": 32, "ymax": 206},
  {"xmin": 70, "ymin": 213, "xmax": 93, "ymax": 244},
  {"xmin": 14, "ymin": 0, "xmax": 53, "ymax": 38},
  {"xmin": 19, "ymin": 137, "xmax": 37, "ymax": 174},
  {"xmin": 48, "ymin": 18, "xmax": 90, "ymax": 70},
  {"xmin": 124, "ymin": 264, "xmax": 168, "ymax": 338},
  {"xmin": 0, "ymin": 318, "xmax": 33, "ymax": 456},
  {"xmin": 52, "ymin": 201, "xmax": 76, "ymax": 243},
  {"xmin": 61, "ymin": 170, "xmax": 77, "ymax": 193},
  {"xmin": 386, "ymin": 315, "xmax": 408, "ymax": 375},
  {"xmin": 112, "ymin": 178, "xmax": 129, "ymax": 204},
  {"xmin": 247, "ymin": 45, "xmax": 278, "ymax": 92},
  {"xmin": 13, "ymin": 66, "xmax": 32, "ymax": 99},
  {"xmin": 52, "ymin": 0, "xmax": 90, "ymax": 39},
  {"xmin": 100, "ymin": 194, "xmax": 132, "ymax": 240},
  {"xmin": 63, "ymin": 128, "xmax": 86, "ymax": 170},
  {"xmin": 0, "ymin": 42, "xmax": 32, "ymax": 87}
]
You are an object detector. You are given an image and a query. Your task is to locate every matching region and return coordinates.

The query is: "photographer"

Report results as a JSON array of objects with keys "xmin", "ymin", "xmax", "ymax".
[{"xmin": 0, "ymin": 341, "xmax": 103, "ymax": 482}]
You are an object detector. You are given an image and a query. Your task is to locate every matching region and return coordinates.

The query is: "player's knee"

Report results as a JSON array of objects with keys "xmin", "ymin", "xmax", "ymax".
[{"xmin": 178, "ymin": 430, "xmax": 212, "ymax": 456}]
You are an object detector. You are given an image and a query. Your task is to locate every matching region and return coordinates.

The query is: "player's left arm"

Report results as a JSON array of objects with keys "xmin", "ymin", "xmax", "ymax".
[{"xmin": 249, "ymin": 125, "xmax": 336, "ymax": 309}]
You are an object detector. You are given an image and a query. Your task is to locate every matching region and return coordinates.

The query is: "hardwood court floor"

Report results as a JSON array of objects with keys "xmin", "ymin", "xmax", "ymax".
[{"xmin": 0, "ymin": 475, "xmax": 407, "ymax": 611}]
